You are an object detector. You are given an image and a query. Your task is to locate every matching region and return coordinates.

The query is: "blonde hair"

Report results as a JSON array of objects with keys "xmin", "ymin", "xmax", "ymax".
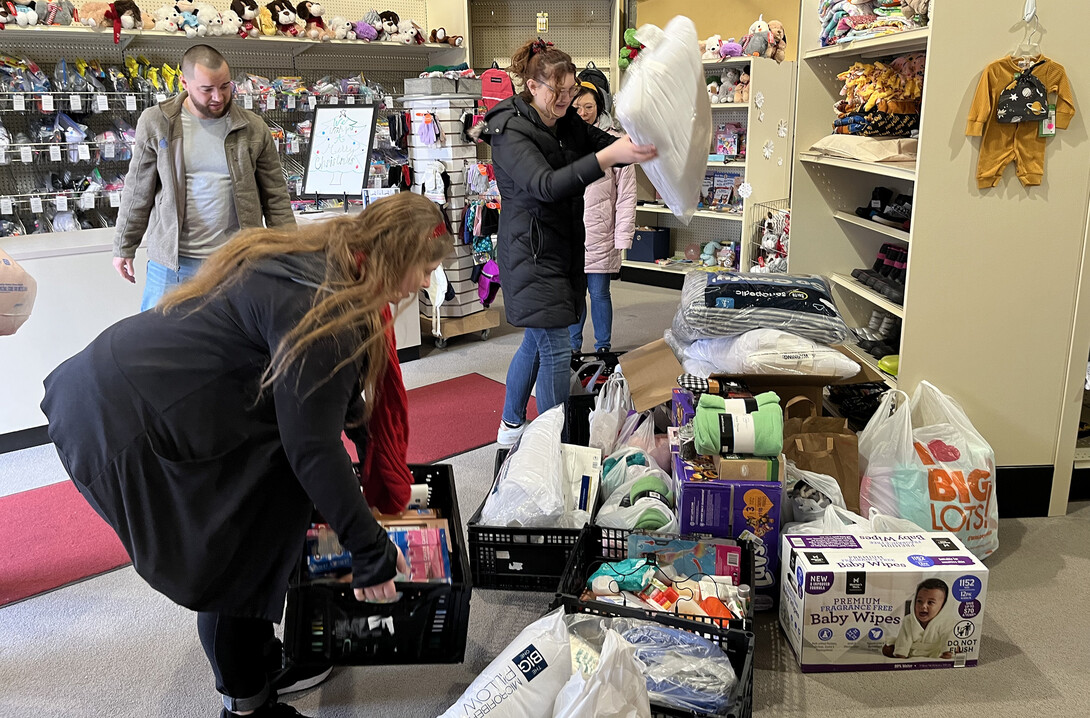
[{"xmin": 160, "ymin": 192, "xmax": 450, "ymax": 418}]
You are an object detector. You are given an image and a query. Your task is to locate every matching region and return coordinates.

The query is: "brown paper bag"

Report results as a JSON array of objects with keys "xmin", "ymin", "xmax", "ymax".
[
  {"xmin": 782, "ymin": 397, "xmax": 861, "ymax": 513},
  {"xmin": 1, "ymin": 249, "xmax": 37, "ymax": 336}
]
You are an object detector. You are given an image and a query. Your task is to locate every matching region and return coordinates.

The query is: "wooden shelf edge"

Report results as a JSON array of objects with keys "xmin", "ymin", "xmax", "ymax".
[
  {"xmin": 841, "ymin": 342, "xmax": 898, "ymax": 389},
  {"xmin": 833, "ymin": 211, "xmax": 911, "ymax": 243},
  {"xmin": 621, "ymin": 259, "xmax": 694, "ymax": 275},
  {"xmin": 800, "ymin": 153, "xmax": 917, "ymax": 181},
  {"xmin": 829, "ymin": 273, "xmax": 905, "ymax": 318},
  {"xmin": 802, "ymin": 27, "xmax": 930, "ymax": 60}
]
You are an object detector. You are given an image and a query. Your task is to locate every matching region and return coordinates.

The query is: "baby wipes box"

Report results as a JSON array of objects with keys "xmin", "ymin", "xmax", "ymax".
[{"xmin": 779, "ymin": 532, "xmax": 987, "ymax": 672}]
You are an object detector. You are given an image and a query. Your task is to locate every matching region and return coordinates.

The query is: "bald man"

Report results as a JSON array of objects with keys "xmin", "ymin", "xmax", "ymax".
[{"xmin": 113, "ymin": 44, "xmax": 295, "ymax": 311}]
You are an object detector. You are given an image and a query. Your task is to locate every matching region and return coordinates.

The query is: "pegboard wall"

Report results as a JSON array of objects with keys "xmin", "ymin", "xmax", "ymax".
[{"xmin": 469, "ymin": 0, "xmax": 614, "ymax": 76}]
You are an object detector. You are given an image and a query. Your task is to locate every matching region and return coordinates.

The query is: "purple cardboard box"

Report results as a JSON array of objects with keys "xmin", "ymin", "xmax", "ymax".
[
  {"xmin": 730, "ymin": 479, "xmax": 784, "ymax": 612},
  {"xmin": 671, "ymin": 388, "xmax": 697, "ymax": 428}
]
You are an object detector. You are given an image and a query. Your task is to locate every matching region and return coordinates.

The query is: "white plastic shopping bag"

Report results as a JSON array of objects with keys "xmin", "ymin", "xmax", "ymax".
[
  {"xmin": 552, "ymin": 629, "xmax": 652, "ymax": 718},
  {"xmin": 615, "ymin": 16, "xmax": 711, "ymax": 224},
  {"xmin": 588, "ymin": 371, "xmax": 633, "ymax": 456},
  {"xmin": 440, "ymin": 609, "xmax": 573, "ymax": 718}
]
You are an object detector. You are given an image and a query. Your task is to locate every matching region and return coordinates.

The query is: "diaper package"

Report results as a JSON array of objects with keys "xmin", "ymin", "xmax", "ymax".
[{"xmin": 779, "ymin": 532, "xmax": 988, "ymax": 672}]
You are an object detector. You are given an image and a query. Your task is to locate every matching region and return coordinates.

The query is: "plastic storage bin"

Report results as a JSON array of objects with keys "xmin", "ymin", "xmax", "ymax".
[
  {"xmin": 629, "ymin": 227, "xmax": 671, "ymax": 262},
  {"xmin": 284, "ymin": 464, "xmax": 471, "ymax": 666}
]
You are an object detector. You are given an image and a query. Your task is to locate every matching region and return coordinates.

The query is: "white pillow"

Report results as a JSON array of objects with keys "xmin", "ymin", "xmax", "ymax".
[{"xmin": 683, "ymin": 329, "xmax": 861, "ymax": 378}]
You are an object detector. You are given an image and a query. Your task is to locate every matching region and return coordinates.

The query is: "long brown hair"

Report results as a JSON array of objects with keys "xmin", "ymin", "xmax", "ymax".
[
  {"xmin": 509, "ymin": 37, "xmax": 577, "ymax": 104},
  {"xmin": 159, "ymin": 192, "xmax": 450, "ymax": 418}
]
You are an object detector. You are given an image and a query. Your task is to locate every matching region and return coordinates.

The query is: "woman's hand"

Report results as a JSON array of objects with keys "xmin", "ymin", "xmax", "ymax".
[
  {"xmin": 354, "ymin": 544, "xmax": 409, "ymax": 602},
  {"xmin": 597, "ymin": 136, "xmax": 657, "ymax": 170}
]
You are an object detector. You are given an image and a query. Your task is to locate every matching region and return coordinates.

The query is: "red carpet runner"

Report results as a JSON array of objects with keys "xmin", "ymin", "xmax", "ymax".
[{"xmin": 2, "ymin": 373, "xmax": 531, "ymax": 606}]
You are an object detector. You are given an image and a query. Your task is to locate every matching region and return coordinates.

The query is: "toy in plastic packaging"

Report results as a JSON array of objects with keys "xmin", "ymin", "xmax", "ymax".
[
  {"xmin": 859, "ymin": 384, "xmax": 999, "ymax": 559},
  {"xmin": 611, "ymin": 617, "xmax": 737, "ymax": 716},
  {"xmin": 439, "ymin": 608, "xmax": 573, "ymax": 718},
  {"xmin": 614, "ymin": 17, "xmax": 710, "ymax": 224}
]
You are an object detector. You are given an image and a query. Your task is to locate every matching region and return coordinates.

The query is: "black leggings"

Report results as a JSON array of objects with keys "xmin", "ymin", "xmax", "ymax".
[{"xmin": 197, "ymin": 612, "xmax": 275, "ymax": 713}]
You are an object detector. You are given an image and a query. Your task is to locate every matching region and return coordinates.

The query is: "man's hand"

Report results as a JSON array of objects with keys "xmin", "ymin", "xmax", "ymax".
[
  {"xmin": 113, "ymin": 257, "xmax": 135, "ymax": 284},
  {"xmin": 354, "ymin": 544, "xmax": 409, "ymax": 602}
]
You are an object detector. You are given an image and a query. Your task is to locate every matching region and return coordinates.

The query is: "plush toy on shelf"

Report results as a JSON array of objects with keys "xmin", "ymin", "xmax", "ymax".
[
  {"xmin": 220, "ymin": 8, "xmax": 243, "ymax": 35},
  {"xmin": 767, "ymin": 20, "xmax": 787, "ymax": 63},
  {"xmin": 741, "ymin": 15, "xmax": 771, "ymax": 58},
  {"xmin": 733, "ymin": 67, "xmax": 751, "ymax": 104},
  {"xmin": 266, "ymin": 0, "xmax": 299, "ymax": 36},
  {"xmin": 33, "ymin": 0, "xmax": 78, "ymax": 26},
  {"xmin": 296, "ymin": 1, "xmax": 331, "ymax": 41},
  {"xmin": 429, "ymin": 27, "xmax": 462, "ymax": 46},
  {"xmin": 719, "ymin": 37, "xmax": 743, "ymax": 58},
  {"xmin": 716, "ymin": 244, "xmax": 736, "ymax": 269},
  {"xmin": 354, "ymin": 17, "xmax": 377, "ymax": 40},
  {"xmin": 376, "ymin": 9, "xmax": 399, "ymax": 40},
  {"xmin": 619, "ymin": 27, "xmax": 642, "ymax": 70},
  {"xmin": 707, "ymin": 77, "xmax": 720, "ymax": 104},
  {"xmin": 196, "ymin": 4, "xmax": 224, "ymax": 36},
  {"xmin": 174, "ymin": 1, "xmax": 205, "ymax": 38},
  {"xmin": 152, "ymin": 4, "xmax": 181, "ymax": 32},
  {"xmin": 257, "ymin": 4, "xmax": 276, "ymax": 34},
  {"xmin": 701, "ymin": 35, "xmax": 723, "ymax": 61},
  {"xmin": 230, "ymin": 0, "xmax": 259, "ymax": 37},
  {"xmin": 82, "ymin": 0, "xmax": 151, "ymax": 38},
  {"xmin": 901, "ymin": 0, "xmax": 930, "ymax": 26},
  {"xmin": 8, "ymin": 3, "xmax": 39, "ymax": 25},
  {"xmin": 394, "ymin": 18, "xmax": 423, "ymax": 44},
  {"xmin": 328, "ymin": 15, "xmax": 353, "ymax": 39},
  {"xmin": 700, "ymin": 241, "xmax": 722, "ymax": 267},
  {"xmin": 717, "ymin": 68, "xmax": 740, "ymax": 104}
]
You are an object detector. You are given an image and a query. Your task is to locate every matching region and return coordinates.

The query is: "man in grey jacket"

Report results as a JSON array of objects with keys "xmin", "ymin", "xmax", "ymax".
[{"xmin": 112, "ymin": 45, "xmax": 295, "ymax": 311}]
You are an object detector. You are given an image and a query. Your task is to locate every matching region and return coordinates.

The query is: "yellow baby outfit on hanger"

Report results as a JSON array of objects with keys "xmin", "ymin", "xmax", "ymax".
[{"xmin": 966, "ymin": 55, "xmax": 1075, "ymax": 188}]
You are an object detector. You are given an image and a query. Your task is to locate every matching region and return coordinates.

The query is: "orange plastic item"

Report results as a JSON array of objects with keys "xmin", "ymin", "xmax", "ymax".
[{"xmin": 700, "ymin": 596, "xmax": 736, "ymax": 627}]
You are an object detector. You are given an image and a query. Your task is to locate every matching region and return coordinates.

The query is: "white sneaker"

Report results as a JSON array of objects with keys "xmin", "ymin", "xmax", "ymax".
[{"xmin": 496, "ymin": 421, "xmax": 526, "ymax": 446}]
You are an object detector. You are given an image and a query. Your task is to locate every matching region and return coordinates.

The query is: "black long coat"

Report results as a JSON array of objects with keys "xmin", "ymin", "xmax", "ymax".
[
  {"xmin": 482, "ymin": 96, "xmax": 617, "ymax": 328},
  {"xmin": 40, "ymin": 256, "xmax": 396, "ymax": 621}
]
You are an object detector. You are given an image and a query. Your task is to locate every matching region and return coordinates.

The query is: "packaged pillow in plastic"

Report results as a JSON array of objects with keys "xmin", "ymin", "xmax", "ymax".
[
  {"xmin": 440, "ymin": 608, "xmax": 573, "ymax": 718},
  {"xmin": 615, "ymin": 16, "xmax": 710, "ymax": 224},
  {"xmin": 672, "ymin": 271, "xmax": 853, "ymax": 346},
  {"xmin": 611, "ymin": 617, "xmax": 737, "ymax": 716},
  {"xmin": 479, "ymin": 405, "xmax": 567, "ymax": 527},
  {"xmin": 676, "ymin": 328, "xmax": 861, "ymax": 379}
]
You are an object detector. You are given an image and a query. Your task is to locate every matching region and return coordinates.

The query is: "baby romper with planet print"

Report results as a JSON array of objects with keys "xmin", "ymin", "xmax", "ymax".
[{"xmin": 965, "ymin": 56, "xmax": 1074, "ymax": 188}]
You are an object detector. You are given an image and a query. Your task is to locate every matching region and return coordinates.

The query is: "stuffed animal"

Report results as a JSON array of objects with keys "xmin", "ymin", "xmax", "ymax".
[
  {"xmin": 257, "ymin": 4, "xmax": 275, "ymax": 34},
  {"xmin": 152, "ymin": 3, "xmax": 181, "ymax": 31},
  {"xmin": 33, "ymin": 0, "xmax": 78, "ymax": 25},
  {"xmin": 230, "ymin": 0, "xmax": 258, "ymax": 36},
  {"xmin": 733, "ymin": 67, "xmax": 751, "ymax": 104},
  {"xmin": 707, "ymin": 79, "xmax": 720, "ymax": 104},
  {"xmin": 767, "ymin": 20, "xmax": 787, "ymax": 63},
  {"xmin": 354, "ymin": 17, "xmax": 377, "ymax": 40},
  {"xmin": 196, "ymin": 4, "xmax": 223, "ymax": 35},
  {"xmin": 376, "ymin": 9, "xmax": 398, "ymax": 40},
  {"xmin": 741, "ymin": 15, "xmax": 771, "ymax": 58},
  {"xmin": 446, "ymin": 34, "xmax": 463, "ymax": 47},
  {"xmin": 9, "ymin": 3, "xmax": 39, "ymax": 25},
  {"xmin": 328, "ymin": 15, "xmax": 352, "ymax": 39},
  {"xmin": 220, "ymin": 8, "xmax": 242, "ymax": 35},
  {"xmin": 296, "ymin": 1, "xmax": 330, "ymax": 41},
  {"xmin": 619, "ymin": 27, "xmax": 642, "ymax": 70},
  {"xmin": 266, "ymin": 0, "xmax": 298, "ymax": 36},
  {"xmin": 718, "ymin": 68, "xmax": 739, "ymax": 104},
  {"xmin": 719, "ymin": 37, "xmax": 743, "ymax": 58},
  {"xmin": 901, "ymin": 0, "xmax": 930, "ymax": 26},
  {"xmin": 82, "ymin": 1, "xmax": 150, "ymax": 35},
  {"xmin": 700, "ymin": 241, "xmax": 721, "ymax": 267},
  {"xmin": 701, "ymin": 35, "xmax": 723, "ymax": 61},
  {"xmin": 174, "ymin": 1, "xmax": 205, "ymax": 37},
  {"xmin": 716, "ymin": 244, "xmax": 736, "ymax": 269}
]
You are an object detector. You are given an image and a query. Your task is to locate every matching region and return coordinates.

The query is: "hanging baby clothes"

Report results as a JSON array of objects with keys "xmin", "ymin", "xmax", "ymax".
[{"xmin": 966, "ymin": 56, "xmax": 1075, "ymax": 188}]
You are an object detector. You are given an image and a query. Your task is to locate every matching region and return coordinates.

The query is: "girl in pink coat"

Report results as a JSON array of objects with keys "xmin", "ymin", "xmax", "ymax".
[{"xmin": 569, "ymin": 83, "xmax": 637, "ymax": 354}]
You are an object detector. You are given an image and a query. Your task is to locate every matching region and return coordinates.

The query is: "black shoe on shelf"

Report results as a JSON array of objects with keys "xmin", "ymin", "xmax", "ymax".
[{"xmin": 855, "ymin": 187, "xmax": 894, "ymax": 219}]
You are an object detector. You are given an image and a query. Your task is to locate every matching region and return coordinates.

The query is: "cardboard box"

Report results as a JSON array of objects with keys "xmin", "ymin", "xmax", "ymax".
[
  {"xmin": 669, "ymin": 428, "xmax": 785, "ymax": 611},
  {"xmin": 620, "ymin": 339, "xmax": 884, "ymax": 413},
  {"xmin": 404, "ymin": 77, "xmax": 456, "ymax": 95},
  {"xmin": 779, "ymin": 532, "xmax": 988, "ymax": 672}
]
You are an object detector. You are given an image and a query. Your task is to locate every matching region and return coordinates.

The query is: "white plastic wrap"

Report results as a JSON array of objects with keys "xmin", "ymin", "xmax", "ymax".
[
  {"xmin": 784, "ymin": 461, "xmax": 846, "ymax": 524},
  {"xmin": 615, "ymin": 16, "xmax": 711, "ymax": 224},
  {"xmin": 677, "ymin": 329, "xmax": 861, "ymax": 379},
  {"xmin": 552, "ymin": 629, "xmax": 652, "ymax": 718},
  {"xmin": 479, "ymin": 406, "xmax": 568, "ymax": 527},
  {"xmin": 596, "ymin": 472, "xmax": 679, "ymax": 534},
  {"xmin": 589, "ymin": 371, "xmax": 634, "ymax": 457},
  {"xmin": 440, "ymin": 609, "xmax": 573, "ymax": 718}
]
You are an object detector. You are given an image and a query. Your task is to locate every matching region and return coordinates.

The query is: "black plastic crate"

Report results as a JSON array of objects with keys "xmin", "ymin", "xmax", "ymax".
[
  {"xmin": 284, "ymin": 464, "xmax": 471, "ymax": 666},
  {"xmin": 554, "ymin": 525, "xmax": 756, "ymax": 634},
  {"xmin": 467, "ymin": 449, "xmax": 582, "ymax": 591},
  {"xmin": 557, "ymin": 599, "xmax": 754, "ymax": 718}
]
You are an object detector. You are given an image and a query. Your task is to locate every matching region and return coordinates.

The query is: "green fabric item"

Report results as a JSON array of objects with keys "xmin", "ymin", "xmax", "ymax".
[
  {"xmin": 630, "ymin": 473, "xmax": 673, "ymax": 507},
  {"xmin": 694, "ymin": 401, "xmax": 784, "ymax": 457},
  {"xmin": 697, "ymin": 391, "xmax": 779, "ymax": 411},
  {"xmin": 632, "ymin": 508, "xmax": 672, "ymax": 530},
  {"xmin": 602, "ymin": 451, "xmax": 647, "ymax": 481}
]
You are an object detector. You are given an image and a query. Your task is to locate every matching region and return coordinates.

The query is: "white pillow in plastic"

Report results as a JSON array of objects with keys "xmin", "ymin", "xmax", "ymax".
[
  {"xmin": 682, "ymin": 329, "xmax": 861, "ymax": 379},
  {"xmin": 440, "ymin": 608, "xmax": 573, "ymax": 718},
  {"xmin": 615, "ymin": 16, "xmax": 711, "ymax": 224},
  {"xmin": 480, "ymin": 405, "xmax": 566, "ymax": 527}
]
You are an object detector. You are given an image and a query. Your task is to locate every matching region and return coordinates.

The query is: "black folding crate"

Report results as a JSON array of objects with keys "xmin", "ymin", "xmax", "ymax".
[
  {"xmin": 557, "ymin": 595, "xmax": 754, "ymax": 718},
  {"xmin": 467, "ymin": 448, "xmax": 582, "ymax": 591},
  {"xmin": 284, "ymin": 464, "xmax": 471, "ymax": 666},
  {"xmin": 553, "ymin": 525, "xmax": 756, "ymax": 634}
]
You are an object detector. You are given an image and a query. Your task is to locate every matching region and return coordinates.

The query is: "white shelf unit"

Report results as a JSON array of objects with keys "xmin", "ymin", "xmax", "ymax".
[
  {"xmin": 789, "ymin": 0, "xmax": 1090, "ymax": 515},
  {"xmin": 626, "ymin": 57, "xmax": 796, "ymax": 280}
]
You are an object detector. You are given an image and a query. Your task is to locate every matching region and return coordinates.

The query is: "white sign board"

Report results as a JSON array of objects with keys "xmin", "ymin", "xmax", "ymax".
[{"xmin": 301, "ymin": 104, "xmax": 378, "ymax": 197}]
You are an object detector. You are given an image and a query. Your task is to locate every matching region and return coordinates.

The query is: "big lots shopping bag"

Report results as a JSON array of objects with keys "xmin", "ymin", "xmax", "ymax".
[{"xmin": 858, "ymin": 383, "xmax": 999, "ymax": 559}]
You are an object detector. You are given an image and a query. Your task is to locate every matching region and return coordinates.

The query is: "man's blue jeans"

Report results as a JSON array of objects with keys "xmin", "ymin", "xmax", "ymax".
[
  {"xmin": 568, "ymin": 272, "xmax": 613, "ymax": 352},
  {"xmin": 502, "ymin": 327, "xmax": 571, "ymax": 426},
  {"xmin": 141, "ymin": 257, "xmax": 203, "ymax": 312}
]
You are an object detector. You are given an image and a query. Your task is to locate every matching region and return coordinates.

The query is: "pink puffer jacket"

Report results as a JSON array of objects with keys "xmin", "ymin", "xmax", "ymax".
[{"xmin": 584, "ymin": 126, "xmax": 637, "ymax": 274}]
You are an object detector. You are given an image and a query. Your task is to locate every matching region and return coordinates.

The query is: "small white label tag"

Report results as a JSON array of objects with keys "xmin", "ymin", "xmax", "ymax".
[
  {"xmin": 328, "ymin": 95, "xmax": 338, "ymax": 105},
  {"xmin": 20, "ymin": 146, "xmax": 33, "ymax": 163},
  {"xmin": 287, "ymin": 95, "xmax": 297, "ymax": 109},
  {"xmin": 49, "ymin": 145, "xmax": 62, "ymax": 162},
  {"xmin": 346, "ymin": 95, "xmax": 356, "ymax": 105},
  {"xmin": 78, "ymin": 143, "xmax": 91, "ymax": 161},
  {"xmin": 13, "ymin": 94, "xmax": 26, "ymax": 112},
  {"xmin": 308, "ymin": 95, "xmax": 317, "ymax": 109},
  {"xmin": 126, "ymin": 94, "xmax": 137, "ymax": 111},
  {"xmin": 96, "ymin": 94, "xmax": 109, "ymax": 111},
  {"xmin": 30, "ymin": 196, "xmax": 43, "ymax": 213},
  {"xmin": 109, "ymin": 191, "xmax": 122, "ymax": 207},
  {"xmin": 42, "ymin": 94, "xmax": 55, "ymax": 112},
  {"xmin": 243, "ymin": 94, "xmax": 254, "ymax": 110},
  {"xmin": 55, "ymin": 195, "xmax": 68, "ymax": 211},
  {"xmin": 70, "ymin": 94, "xmax": 82, "ymax": 111},
  {"xmin": 80, "ymin": 191, "xmax": 96, "ymax": 209},
  {"xmin": 104, "ymin": 141, "xmax": 116, "ymax": 159},
  {"xmin": 156, "ymin": 93, "xmax": 167, "ymax": 104},
  {"xmin": 0, "ymin": 197, "xmax": 12, "ymax": 215}
]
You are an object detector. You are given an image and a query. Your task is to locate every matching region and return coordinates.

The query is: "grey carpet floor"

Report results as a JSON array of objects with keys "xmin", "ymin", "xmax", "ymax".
[{"xmin": 2, "ymin": 281, "xmax": 1088, "ymax": 717}]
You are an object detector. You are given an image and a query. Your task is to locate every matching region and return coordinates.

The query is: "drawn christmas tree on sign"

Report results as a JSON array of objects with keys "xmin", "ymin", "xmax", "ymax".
[{"xmin": 313, "ymin": 110, "xmax": 365, "ymax": 187}]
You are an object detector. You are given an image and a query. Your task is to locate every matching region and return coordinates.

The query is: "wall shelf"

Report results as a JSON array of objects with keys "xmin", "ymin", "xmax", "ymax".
[
  {"xmin": 829, "ymin": 273, "xmax": 905, "ymax": 318},
  {"xmin": 621, "ymin": 259, "xmax": 694, "ymax": 275},
  {"xmin": 637, "ymin": 205, "xmax": 744, "ymax": 222},
  {"xmin": 800, "ymin": 153, "xmax": 917, "ymax": 181},
  {"xmin": 802, "ymin": 27, "xmax": 930, "ymax": 60},
  {"xmin": 841, "ymin": 342, "xmax": 898, "ymax": 389},
  {"xmin": 833, "ymin": 211, "xmax": 911, "ymax": 243}
]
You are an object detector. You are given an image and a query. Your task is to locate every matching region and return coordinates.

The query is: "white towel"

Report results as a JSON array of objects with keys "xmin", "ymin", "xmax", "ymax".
[{"xmin": 888, "ymin": 591, "xmax": 958, "ymax": 659}]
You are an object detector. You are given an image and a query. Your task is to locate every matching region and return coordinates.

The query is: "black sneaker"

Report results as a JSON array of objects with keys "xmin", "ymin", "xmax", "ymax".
[
  {"xmin": 872, "ymin": 195, "xmax": 912, "ymax": 229},
  {"xmin": 855, "ymin": 187, "xmax": 893, "ymax": 219}
]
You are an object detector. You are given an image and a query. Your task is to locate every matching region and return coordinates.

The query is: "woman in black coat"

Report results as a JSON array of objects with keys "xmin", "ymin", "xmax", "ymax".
[
  {"xmin": 482, "ymin": 38, "xmax": 655, "ymax": 445},
  {"xmin": 40, "ymin": 192, "xmax": 450, "ymax": 718}
]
